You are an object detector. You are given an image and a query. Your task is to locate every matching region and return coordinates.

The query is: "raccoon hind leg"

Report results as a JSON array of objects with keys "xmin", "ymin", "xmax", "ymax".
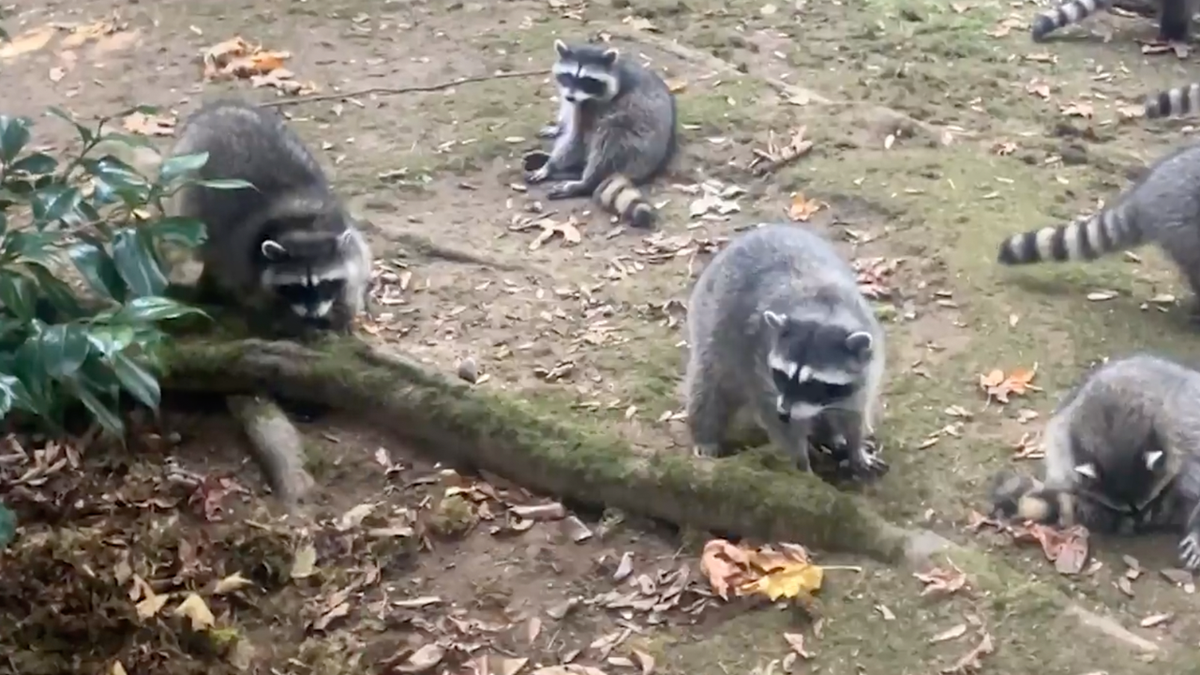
[
  {"xmin": 684, "ymin": 356, "xmax": 738, "ymax": 458},
  {"xmin": 1158, "ymin": 0, "xmax": 1192, "ymax": 42}
]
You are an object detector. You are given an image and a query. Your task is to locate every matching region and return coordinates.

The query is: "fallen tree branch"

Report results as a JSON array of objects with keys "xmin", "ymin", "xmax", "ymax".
[
  {"xmin": 162, "ymin": 338, "xmax": 913, "ymax": 562},
  {"xmin": 226, "ymin": 394, "xmax": 315, "ymax": 510},
  {"xmin": 389, "ymin": 232, "xmax": 526, "ymax": 271},
  {"xmin": 612, "ymin": 28, "xmax": 974, "ymax": 142},
  {"xmin": 259, "ymin": 69, "xmax": 550, "ymax": 108}
]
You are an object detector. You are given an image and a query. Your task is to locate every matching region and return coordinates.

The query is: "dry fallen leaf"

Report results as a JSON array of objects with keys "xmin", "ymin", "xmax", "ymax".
[
  {"xmin": 1011, "ymin": 523, "xmax": 1090, "ymax": 575},
  {"xmin": 782, "ymin": 632, "xmax": 813, "ymax": 659},
  {"xmin": 290, "ymin": 541, "xmax": 318, "ymax": 579},
  {"xmin": 395, "ymin": 644, "xmax": 446, "ymax": 673},
  {"xmin": 740, "ymin": 546, "xmax": 824, "ymax": 602},
  {"xmin": 930, "ymin": 623, "xmax": 968, "ymax": 643},
  {"xmin": 700, "ymin": 539, "xmax": 752, "ymax": 600},
  {"xmin": 213, "ymin": 572, "xmax": 253, "ymax": 595},
  {"xmin": 122, "ymin": 111, "xmax": 176, "ymax": 137},
  {"xmin": 940, "ymin": 631, "xmax": 994, "ymax": 673},
  {"xmin": 788, "ymin": 193, "xmax": 826, "ymax": 222},
  {"xmin": 0, "ymin": 25, "xmax": 57, "ymax": 59},
  {"xmin": 979, "ymin": 365, "xmax": 1040, "ymax": 403},
  {"xmin": 914, "ymin": 564, "xmax": 968, "ymax": 596},
  {"xmin": 174, "ymin": 593, "xmax": 216, "ymax": 631}
]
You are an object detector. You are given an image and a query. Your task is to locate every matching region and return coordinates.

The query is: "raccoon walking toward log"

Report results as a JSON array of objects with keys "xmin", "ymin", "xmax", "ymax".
[
  {"xmin": 1030, "ymin": 0, "xmax": 1194, "ymax": 43},
  {"xmin": 169, "ymin": 98, "xmax": 373, "ymax": 334},
  {"xmin": 525, "ymin": 39, "xmax": 677, "ymax": 229},
  {"xmin": 989, "ymin": 354, "xmax": 1200, "ymax": 570},
  {"xmin": 995, "ymin": 139, "xmax": 1200, "ymax": 304},
  {"xmin": 683, "ymin": 223, "xmax": 888, "ymax": 479}
]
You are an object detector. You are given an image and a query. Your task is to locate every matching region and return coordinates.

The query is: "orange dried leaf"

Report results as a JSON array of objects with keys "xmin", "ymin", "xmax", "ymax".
[
  {"xmin": 250, "ymin": 50, "xmax": 290, "ymax": 73},
  {"xmin": 700, "ymin": 539, "xmax": 751, "ymax": 600},
  {"xmin": 1011, "ymin": 523, "xmax": 1089, "ymax": 574},
  {"xmin": 978, "ymin": 365, "xmax": 1039, "ymax": 403},
  {"xmin": 914, "ymin": 564, "xmax": 967, "ymax": 596},
  {"xmin": 788, "ymin": 193, "xmax": 825, "ymax": 222}
]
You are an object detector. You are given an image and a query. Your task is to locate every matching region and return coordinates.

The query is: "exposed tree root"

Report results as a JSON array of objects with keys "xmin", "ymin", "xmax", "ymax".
[
  {"xmin": 162, "ymin": 337, "xmax": 915, "ymax": 562},
  {"xmin": 226, "ymin": 394, "xmax": 315, "ymax": 511}
]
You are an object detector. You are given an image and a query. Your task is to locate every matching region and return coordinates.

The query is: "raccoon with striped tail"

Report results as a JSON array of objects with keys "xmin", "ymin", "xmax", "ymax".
[
  {"xmin": 1143, "ymin": 81, "xmax": 1200, "ymax": 119},
  {"xmin": 526, "ymin": 39, "xmax": 677, "ymax": 229},
  {"xmin": 1030, "ymin": 0, "xmax": 1194, "ymax": 43},
  {"xmin": 989, "ymin": 354, "xmax": 1200, "ymax": 570},
  {"xmin": 995, "ymin": 139, "xmax": 1200, "ymax": 305},
  {"xmin": 683, "ymin": 223, "xmax": 888, "ymax": 480},
  {"xmin": 168, "ymin": 97, "xmax": 373, "ymax": 336}
]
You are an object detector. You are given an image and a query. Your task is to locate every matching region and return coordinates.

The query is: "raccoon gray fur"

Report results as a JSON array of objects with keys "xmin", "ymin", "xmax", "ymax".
[
  {"xmin": 988, "ymin": 354, "xmax": 1200, "ymax": 570},
  {"xmin": 169, "ymin": 98, "xmax": 372, "ymax": 334},
  {"xmin": 683, "ymin": 223, "xmax": 888, "ymax": 479},
  {"xmin": 1030, "ymin": 0, "xmax": 1194, "ymax": 42},
  {"xmin": 995, "ymin": 139, "xmax": 1200, "ymax": 302},
  {"xmin": 526, "ymin": 39, "xmax": 677, "ymax": 229},
  {"xmin": 1144, "ymin": 82, "xmax": 1200, "ymax": 119}
]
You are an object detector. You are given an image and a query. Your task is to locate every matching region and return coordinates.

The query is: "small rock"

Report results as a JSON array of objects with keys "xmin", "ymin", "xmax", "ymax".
[{"xmin": 456, "ymin": 357, "xmax": 479, "ymax": 383}]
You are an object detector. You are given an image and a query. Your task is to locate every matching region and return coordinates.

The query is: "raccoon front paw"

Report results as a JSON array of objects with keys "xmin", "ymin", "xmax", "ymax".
[
  {"xmin": 537, "ymin": 124, "xmax": 561, "ymax": 139},
  {"xmin": 849, "ymin": 446, "xmax": 889, "ymax": 479},
  {"xmin": 1179, "ymin": 531, "xmax": 1200, "ymax": 571},
  {"xmin": 692, "ymin": 443, "xmax": 723, "ymax": 459},
  {"xmin": 526, "ymin": 165, "xmax": 552, "ymax": 184},
  {"xmin": 546, "ymin": 180, "xmax": 589, "ymax": 200}
]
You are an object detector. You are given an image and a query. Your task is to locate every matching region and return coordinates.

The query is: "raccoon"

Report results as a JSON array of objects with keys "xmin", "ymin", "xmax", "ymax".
[
  {"xmin": 1030, "ymin": 0, "xmax": 1193, "ymax": 43},
  {"xmin": 526, "ymin": 39, "xmax": 677, "ymax": 229},
  {"xmin": 168, "ymin": 98, "xmax": 372, "ymax": 334},
  {"xmin": 1143, "ymin": 82, "xmax": 1200, "ymax": 119},
  {"xmin": 988, "ymin": 354, "xmax": 1200, "ymax": 570},
  {"xmin": 995, "ymin": 139, "xmax": 1200, "ymax": 302},
  {"xmin": 683, "ymin": 223, "xmax": 888, "ymax": 479}
]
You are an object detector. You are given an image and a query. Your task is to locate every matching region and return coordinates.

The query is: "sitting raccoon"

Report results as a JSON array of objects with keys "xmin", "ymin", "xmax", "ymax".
[
  {"xmin": 526, "ymin": 40, "xmax": 677, "ymax": 229},
  {"xmin": 1030, "ymin": 0, "xmax": 1194, "ymax": 43},
  {"xmin": 995, "ymin": 138, "xmax": 1200, "ymax": 306},
  {"xmin": 989, "ymin": 354, "xmax": 1200, "ymax": 570},
  {"xmin": 168, "ymin": 97, "xmax": 373, "ymax": 335},
  {"xmin": 683, "ymin": 223, "xmax": 888, "ymax": 479}
]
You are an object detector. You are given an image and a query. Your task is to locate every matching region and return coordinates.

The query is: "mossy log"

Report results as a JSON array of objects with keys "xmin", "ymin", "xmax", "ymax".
[{"xmin": 162, "ymin": 338, "xmax": 920, "ymax": 562}]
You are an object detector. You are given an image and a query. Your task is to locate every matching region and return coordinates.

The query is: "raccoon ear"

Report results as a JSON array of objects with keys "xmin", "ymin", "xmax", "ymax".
[
  {"xmin": 261, "ymin": 239, "xmax": 288, "ymax": 261},
  {"xmin": 554, "ymin": 39, "xmax": 570, "ymax": 58},
  {"xmin": 1146, "ymin": 450, "xmax": 1165, "ymax": 470},
  {"xmin": 601, "ymin": 48, "xmax": 620, "ymax": 65},
  {"xmin": 762, "ymin": 310, "xmax": 787, "ymax": 330},
  {"xmin": 1073, "ymin": 463, "xmax": 1098, "ymax": 479},
  {"xmin": 845, "ymin": 331, "xmax": 873, "ymax": 356}
]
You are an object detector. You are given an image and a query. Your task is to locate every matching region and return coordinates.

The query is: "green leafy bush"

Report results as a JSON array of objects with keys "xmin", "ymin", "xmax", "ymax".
[{"xmin": 0, "ymin": 107, "xmax": 249, "ymax": 437}]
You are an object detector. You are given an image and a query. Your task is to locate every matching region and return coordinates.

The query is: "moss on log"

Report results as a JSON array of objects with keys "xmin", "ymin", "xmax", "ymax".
[{"xmin": 162, "ymin": 338, "xmax": 913, "ymax": 562}]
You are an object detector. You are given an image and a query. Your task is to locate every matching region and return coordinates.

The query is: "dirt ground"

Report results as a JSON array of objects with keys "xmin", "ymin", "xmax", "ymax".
[{"xmin": 5, "ymin": 0, "xmax": 1200, "ymax": 672}]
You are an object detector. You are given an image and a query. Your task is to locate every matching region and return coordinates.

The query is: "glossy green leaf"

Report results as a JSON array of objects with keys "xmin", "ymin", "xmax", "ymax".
[
  {"xmin": 35, "ymin": 324, "xmax": 90, "ymax": 379},
  {"xmin": 0, "ymin": 372, "xmax": 33, "ymax": 414},
  {"xmin": 28, "ymin": 265, "xmax": 85, "ymax": 321},
  {"xmin": 0, "ymin": 115, "xmax": 32, "ymax": 163},
  {"xmin": 85, "ymin": 325, "xmax": 136, "ymax": 358},
  {"xmin": 7, "ymin": 152, "xmax": 57, "ymax": 176},
  {"xmin": 159, "ymin": 152, "xmax": 210, "ymax": 185},
  {"xmin": 66, "ymin": 377, "xmax": 123, "ymax": 437},
  {"xmin": 109, "ymin": 350, "xmax": 159, "ymax": 410},
  {"xmin": 45, "ymin": 106, "xmax": 94, "ymax": 145},
  {"xmin": 0, "ymin": 271, "xmax": 37, "ymax": 320},
  {"xmin": 111, "ymin": 228, "xmax": 168, "ymax": 298},
  {"xmin": 148, "ymin": 216, "xmax": 207, "ymax": 247},
  {"xmin": 115, "ymin": 295, "xmax": 209, "ymax": 324},
  {"xmin": 30, "ymin": 185, "xmax": 83, "ymax": 228},
  {"xmin": 6, "ymin": 231, "xmax": 61, "ymax": 265},
  {"xmin": 69, "ymin": 239, "xmax": 126, "ymax": 302}
]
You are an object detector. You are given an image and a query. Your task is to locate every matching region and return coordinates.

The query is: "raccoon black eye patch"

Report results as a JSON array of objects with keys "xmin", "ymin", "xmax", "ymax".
[{"xmin": 790, "ymin": 380, "xmax": 855, "ymax": 402}]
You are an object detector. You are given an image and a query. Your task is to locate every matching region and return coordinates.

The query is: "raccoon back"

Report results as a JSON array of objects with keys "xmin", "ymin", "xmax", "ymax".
[
  {"xmin": 687, "ymin": 224, "xmax": 878, "ymax": 371},
  {"xmin": 588, "ymin": 61, "xmax": 677, "ymax": 183}
]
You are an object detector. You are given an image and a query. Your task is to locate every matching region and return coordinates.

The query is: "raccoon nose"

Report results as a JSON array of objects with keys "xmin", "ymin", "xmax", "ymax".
[{"xmin": 776, "ymin": 400, "xmax": 791, "ymax": 424}]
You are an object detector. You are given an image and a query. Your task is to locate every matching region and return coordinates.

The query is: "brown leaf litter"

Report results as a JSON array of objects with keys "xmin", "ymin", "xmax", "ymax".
[
  {"xmin": 970, "ymin": 510, "xmax": 1090, "ymax": 575},
  {"xmin": 201, "ymin": 35, "xmax": 318, "ymax": 96}
]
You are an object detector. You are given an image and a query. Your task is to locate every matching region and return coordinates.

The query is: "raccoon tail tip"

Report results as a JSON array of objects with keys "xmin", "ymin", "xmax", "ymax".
[
  {"xmin": 629, "ymin": 203, "xmax": 657, "ymax": 229},
  {"xmin": 996, "ymin": 234, "xmax": 1033, "ymax": 266},
  {"xmin": 595, "ymin": 173, "xmax": 657, "ymax": 229},
  {"xmin": 1030, "ymin": 19, "xmax": 1053, "ymax": 42}
]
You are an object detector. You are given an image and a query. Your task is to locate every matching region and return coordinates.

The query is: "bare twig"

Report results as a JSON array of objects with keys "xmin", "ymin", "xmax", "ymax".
[{"xmin": 259, "ymin": 69, "xmax": 551, "ymax": 108}]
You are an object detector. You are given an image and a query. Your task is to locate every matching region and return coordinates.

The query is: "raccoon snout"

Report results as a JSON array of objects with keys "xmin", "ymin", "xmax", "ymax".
[{"xmin": 564, "ymin": 93, "xmax": 578, "ymax": 103}]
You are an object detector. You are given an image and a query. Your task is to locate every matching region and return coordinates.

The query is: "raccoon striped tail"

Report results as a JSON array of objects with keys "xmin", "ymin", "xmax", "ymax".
[
  {"xmin": 1145, "ymin": 83, "xmax": 1200, "ymax": 120},
  {"xmin": 989, "ymin": 470, "xmax": 1077, "ymax": 527},
  {"xmin": 996, "ymin": 203, "xmax": 1142, "ymax": 266},
  {"xmin": 1030, "ymin": 0, "xmax": 1111, "ymax": 41},
  {"xmin": 594, "ymin": 173, "xmax": 657, "ymax": 229}
]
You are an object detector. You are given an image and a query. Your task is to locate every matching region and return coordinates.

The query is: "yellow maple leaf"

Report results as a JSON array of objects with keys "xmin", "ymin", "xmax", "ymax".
[
  {"xmin": 739, "ymin": 559, "xmax": 824, "ymax": 601},
  {"xmin": 787, "ymin": 193, "xmax": 826, "ymax": 222}
]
